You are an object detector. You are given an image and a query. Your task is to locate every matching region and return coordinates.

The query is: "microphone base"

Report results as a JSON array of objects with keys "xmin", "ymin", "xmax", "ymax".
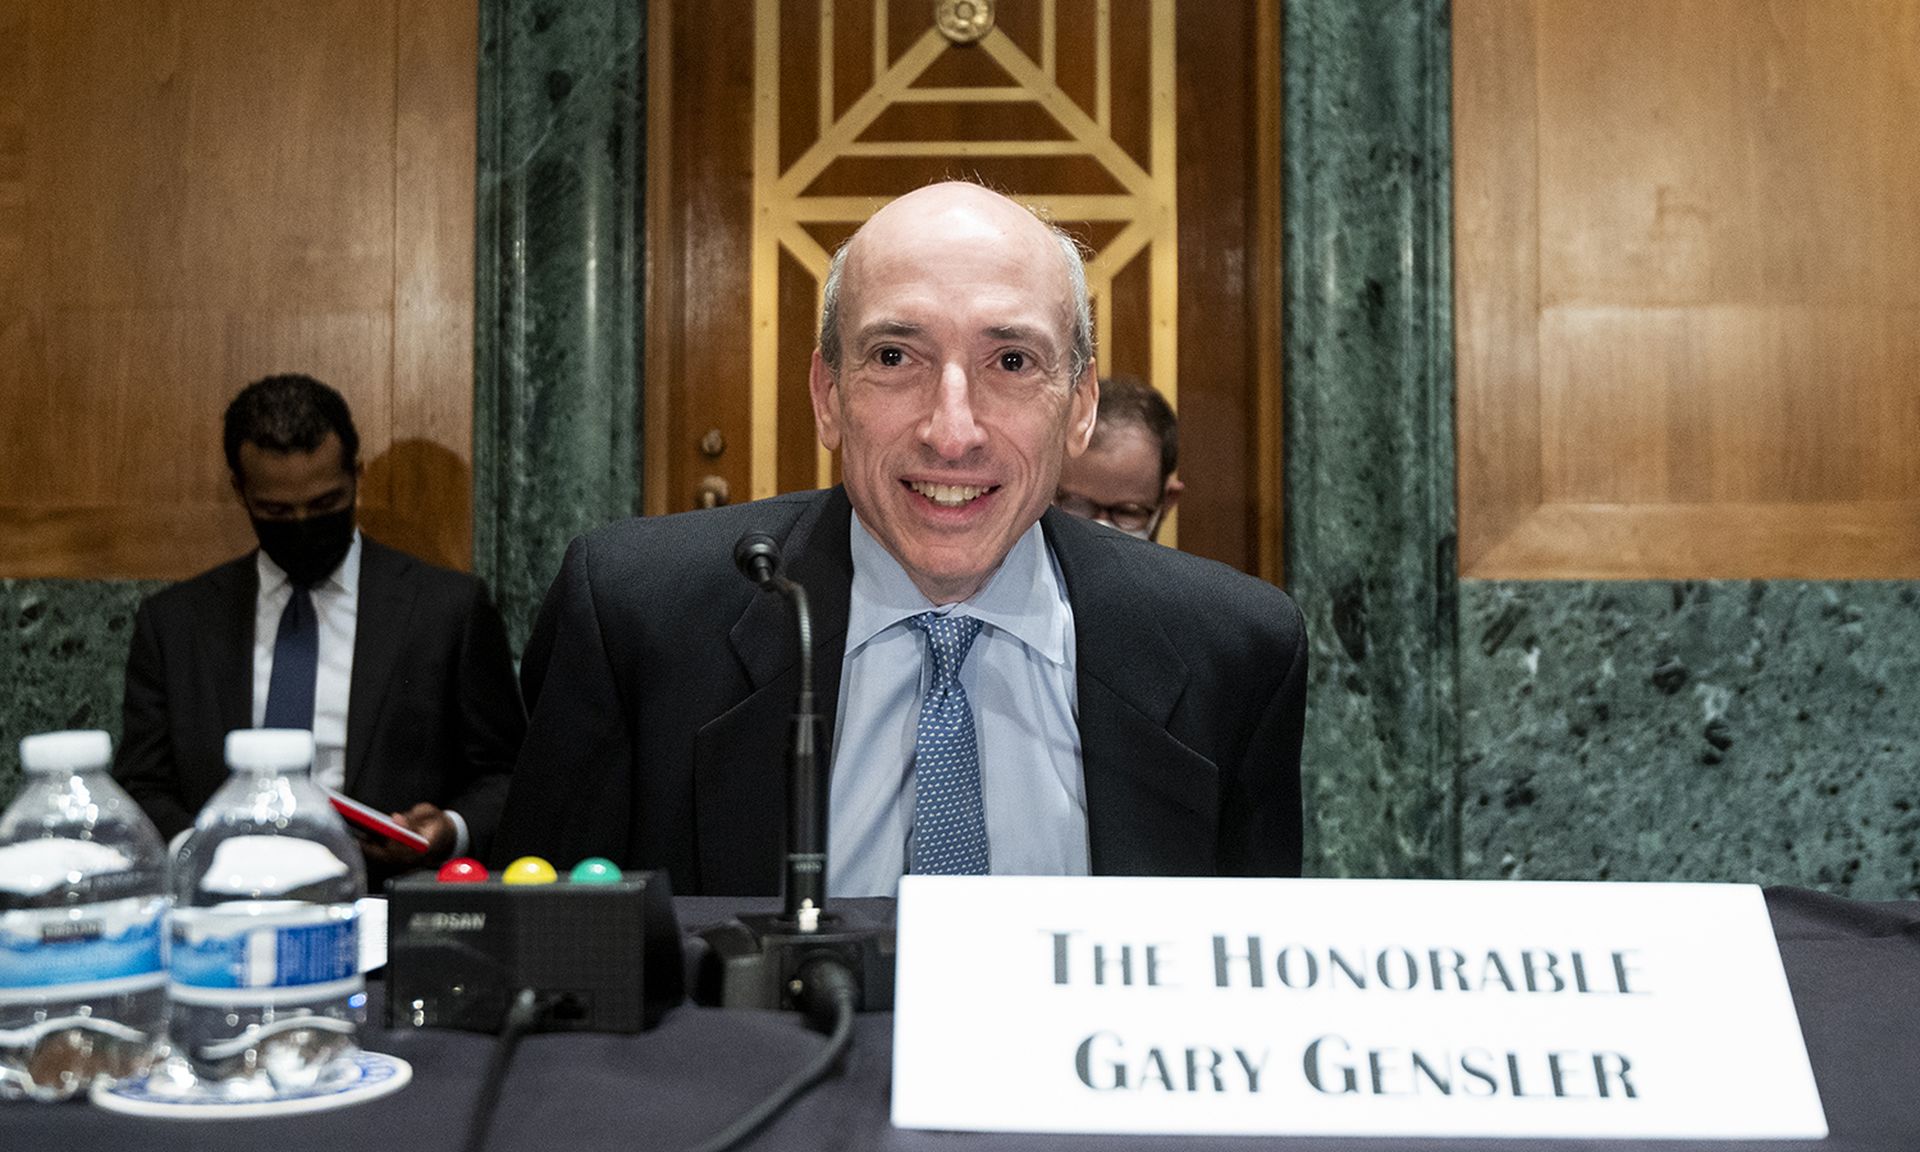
[{"xmin": 695, "ymin": 910, "xmax": 895, "ymax": 1012}]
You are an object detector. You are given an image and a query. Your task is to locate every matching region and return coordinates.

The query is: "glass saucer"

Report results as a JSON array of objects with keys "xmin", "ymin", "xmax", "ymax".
[{"xmin": 90, "ymin": 1049, "xmax": 410, "ymax": 1119}]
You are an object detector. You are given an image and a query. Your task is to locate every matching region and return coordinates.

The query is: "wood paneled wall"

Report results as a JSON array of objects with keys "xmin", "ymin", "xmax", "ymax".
[
  {"xmin": 0, "ymin": 0, "xmax": 477, "ymax": 579},
  {"xmin": 1455, "ymin": 0, "xmax": 1920, "ymax": 579}
]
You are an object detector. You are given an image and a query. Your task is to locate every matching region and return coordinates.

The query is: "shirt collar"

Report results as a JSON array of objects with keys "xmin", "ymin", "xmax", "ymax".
[
  {"xmin": 256, "ymin": 528, "xmax": 363, "ymax": 598},
  {"xmin": 845, "ymin": 512, "xmax": 1072, "ymax": 667}
]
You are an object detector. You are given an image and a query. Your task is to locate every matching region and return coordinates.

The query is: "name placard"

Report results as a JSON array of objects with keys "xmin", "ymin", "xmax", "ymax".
[{"xmin": 891, "ymin": 877, "xmax": 1826, "ymax": 1140}]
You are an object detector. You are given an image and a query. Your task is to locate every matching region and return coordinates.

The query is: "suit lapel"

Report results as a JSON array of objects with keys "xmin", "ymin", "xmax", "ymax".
[
  {"xmin": 344, "ymin": 540, "xmax": 415, "ymax": 795},
  {"xmin": 209, "ymin": 557, "xmax": 259, "ymax": 747},
  {"xmin": 693, "ymin": 490, "xmax": 853, "ymax": 893},
  {"xmin": 1043, "ymin": 509, "xmax": 1221, "ymax": 875}
]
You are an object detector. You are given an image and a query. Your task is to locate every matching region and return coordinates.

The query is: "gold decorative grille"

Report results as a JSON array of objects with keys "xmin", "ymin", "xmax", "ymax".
[{"xmin": 749, "ymin": 0, "xmax": 1179, "ymax": 540}]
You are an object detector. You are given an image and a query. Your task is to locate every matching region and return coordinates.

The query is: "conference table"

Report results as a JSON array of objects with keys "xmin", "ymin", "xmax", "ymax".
[{"xmin": 5, "ymin": 886, "xmax": 1916, "ymax": 1151}]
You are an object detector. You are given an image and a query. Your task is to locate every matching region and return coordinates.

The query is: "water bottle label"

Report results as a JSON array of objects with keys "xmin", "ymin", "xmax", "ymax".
[
  {"xmin": 170, "ymin": 902, "xmax": 359, "ymax": 991},
  {"xmin": 0, "ymin": 896, "xmax": 167, "ymax": 1000}
]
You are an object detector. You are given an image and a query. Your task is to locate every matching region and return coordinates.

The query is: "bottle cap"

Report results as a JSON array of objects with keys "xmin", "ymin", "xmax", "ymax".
[
  {"xmin": 224, "ymin": 728, "xmax": 316, "ymax": 772},
  {"xmin": 18, "ymin": 730, "xmax": 113, "ymax": 773}
]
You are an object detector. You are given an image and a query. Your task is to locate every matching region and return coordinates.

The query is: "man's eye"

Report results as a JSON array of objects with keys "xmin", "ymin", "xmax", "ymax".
[
  {"xmin": 876, "ymin": 346, "xmax": 905, "ymax": 367},
  {"xmin": 999, "ymin": 351, "xmax": 1027, "ymax": 372}
]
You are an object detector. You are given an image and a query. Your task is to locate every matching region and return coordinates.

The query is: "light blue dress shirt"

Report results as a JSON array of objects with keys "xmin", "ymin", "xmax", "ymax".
[{"xmin": 828, "ymin": 513, "xmax": 1088, "ymax": 897}]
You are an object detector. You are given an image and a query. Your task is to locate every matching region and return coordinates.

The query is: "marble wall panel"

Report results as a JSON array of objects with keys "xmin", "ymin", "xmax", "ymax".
[
  {"xmin": 0, "ymin": 581, "xmax": 157, "ymax": 804},
  {"xmin": 1460, "ymin": 579, "xmax": 1920, "ymax": 898}
]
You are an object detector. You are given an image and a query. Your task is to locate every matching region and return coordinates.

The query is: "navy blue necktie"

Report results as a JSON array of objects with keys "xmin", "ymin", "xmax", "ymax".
[
  {"xmin": 262, "ymin": 586, "xmax": 318, "ymax": 730},
  {"xmin": 908, "ymin": 612, "xmax": 989, "ymax": 875}
]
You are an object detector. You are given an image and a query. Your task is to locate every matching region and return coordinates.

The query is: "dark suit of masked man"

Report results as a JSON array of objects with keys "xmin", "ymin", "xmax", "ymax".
[{"xmin": 115, "ymin": 375, "xmax": 525, "ymax": 876}]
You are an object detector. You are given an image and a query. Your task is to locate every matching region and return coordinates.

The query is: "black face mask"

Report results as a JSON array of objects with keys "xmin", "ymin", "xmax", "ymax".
[{"xmin": 252, "ymin": 507, "xmax": 355, "ymax": 587}]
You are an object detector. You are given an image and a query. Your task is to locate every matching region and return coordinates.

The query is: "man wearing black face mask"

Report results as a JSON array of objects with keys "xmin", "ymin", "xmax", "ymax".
[{"xmin": 113, "ymin": 375, "xmax": 525, "ymax": 883}]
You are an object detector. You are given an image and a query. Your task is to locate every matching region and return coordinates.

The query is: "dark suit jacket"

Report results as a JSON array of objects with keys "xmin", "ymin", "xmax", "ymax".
[
  {"xmin": 114, "ymin": 536, "xmax": 526, "ymax": 861},
  {"xmin": 494, "ymin": 488, "xmax": 1306, "ymax": 893}
]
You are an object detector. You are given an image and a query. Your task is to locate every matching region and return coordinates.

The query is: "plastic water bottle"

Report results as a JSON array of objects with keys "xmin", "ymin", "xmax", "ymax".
[
  {"xmin": 0, "ymin": 730, "xmax": 169, "ymax": 1101},
  {"xmin": 166, "ymin": 729, "xmax": 366, "ymax": 1098}
]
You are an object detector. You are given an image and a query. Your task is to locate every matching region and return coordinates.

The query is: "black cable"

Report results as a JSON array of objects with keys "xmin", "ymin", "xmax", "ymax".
[
  {"xmin": 464, "ymin": 987, "xmax": 545, "ymax": 1152},
  {"xmin": 684, "ymin": 959, "xmax": 860, "ymax": 1152}
]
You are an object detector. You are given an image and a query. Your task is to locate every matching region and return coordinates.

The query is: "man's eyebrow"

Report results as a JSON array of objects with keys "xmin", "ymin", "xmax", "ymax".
[
  {"xmin": 851, "ymin": 320, "xmax": 924, "ymax": 346},
  {"xmin": 985, "ymin": 324, "xmax": 1057, "ymax": 348}
]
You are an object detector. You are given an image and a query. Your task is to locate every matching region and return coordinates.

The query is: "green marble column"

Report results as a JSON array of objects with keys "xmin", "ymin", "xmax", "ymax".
[
  {"xmin": 474, "ymin": 0, "xmax": 645, "ymax": 649},
  {"xmin": 1282, "ymin": 0, "xmax": 1458, "ymax": 878}
]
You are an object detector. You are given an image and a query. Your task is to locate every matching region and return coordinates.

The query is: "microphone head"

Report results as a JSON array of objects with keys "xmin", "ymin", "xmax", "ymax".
[{"xmin": 733, "ymin": 531, "xmax": 781, "ymax": 587}]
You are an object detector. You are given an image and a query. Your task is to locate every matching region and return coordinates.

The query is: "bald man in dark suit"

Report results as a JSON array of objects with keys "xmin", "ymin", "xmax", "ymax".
[{"xmin": 496, "ymin": 183, "xmax": 1305, "ymax": 895}]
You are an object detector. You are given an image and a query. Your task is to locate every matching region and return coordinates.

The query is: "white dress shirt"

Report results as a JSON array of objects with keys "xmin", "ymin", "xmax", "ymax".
[
  {"xmin": 252, "ymin": 531, "xmax": 467, "ymax": 855},
  {"xmin": 252, "ymin": 532, "xmax": 361, "ymax": 787},
  {"xmin": 828, "ymin": 513, "xmax": 1088, "ymax": 897}
]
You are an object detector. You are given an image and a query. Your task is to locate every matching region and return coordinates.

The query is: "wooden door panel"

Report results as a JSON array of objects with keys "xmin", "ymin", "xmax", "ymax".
[
  {"xmin": 0, "ymin": 0, "xmax": 476, "ymax": 578},
  {"xmin": 1455, "ymin": 0, "xmax": 1920, "ymax": 579}
]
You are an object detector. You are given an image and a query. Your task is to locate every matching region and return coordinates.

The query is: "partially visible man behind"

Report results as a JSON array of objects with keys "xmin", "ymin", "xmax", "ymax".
[
  {"xmin": 114, "ymin": 374, "xmax": 525, "ymax": 879},
  {"xmin": 495, "ymin": 181, "xmax": 1306, "ymax": 894},
  {"xmin": 1054, "ymin": 374, "xmax": 1183, "ymax": 541}
]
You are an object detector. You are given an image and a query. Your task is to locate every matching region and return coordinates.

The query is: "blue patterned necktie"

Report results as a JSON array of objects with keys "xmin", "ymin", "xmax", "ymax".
[
  {"xmin": 263, "ymin": 586, "xmax": 318, "ymax": 730},
  {"xmin": 908, "ymin": 612, "xmax": 989, "ymax": 875}
]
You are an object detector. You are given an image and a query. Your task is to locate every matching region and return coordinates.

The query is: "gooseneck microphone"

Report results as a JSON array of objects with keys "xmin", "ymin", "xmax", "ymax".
[
  {"xmin": 685, "ymin": 530, "xmax": 894, "ymax": 1151},
  {"xmin": 732, "ymin": 531, "xmax": 826, "ymax": 924},
  {"xmin": 703, "ymin": 532, "xmax": 892, "ymax": 1012}
]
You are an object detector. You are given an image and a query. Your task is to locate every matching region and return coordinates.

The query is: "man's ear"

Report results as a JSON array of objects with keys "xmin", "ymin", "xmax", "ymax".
[
  {"xmin": 1162, "ymin": 474, "xmax": 1184, "ymax": 511},
  {"xmin": 1064, "ymin": 365, "xmax": 1098, "ymax": 458},
  {"xmin": 809, "ymin": 348, "xmax": 843, "ymax": 451}
]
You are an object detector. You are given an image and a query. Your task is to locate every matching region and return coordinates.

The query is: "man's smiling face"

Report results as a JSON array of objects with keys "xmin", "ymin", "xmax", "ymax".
[{"xmin": 809, "ymin": 184, "xmax": 1097, "ymax": 604}]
